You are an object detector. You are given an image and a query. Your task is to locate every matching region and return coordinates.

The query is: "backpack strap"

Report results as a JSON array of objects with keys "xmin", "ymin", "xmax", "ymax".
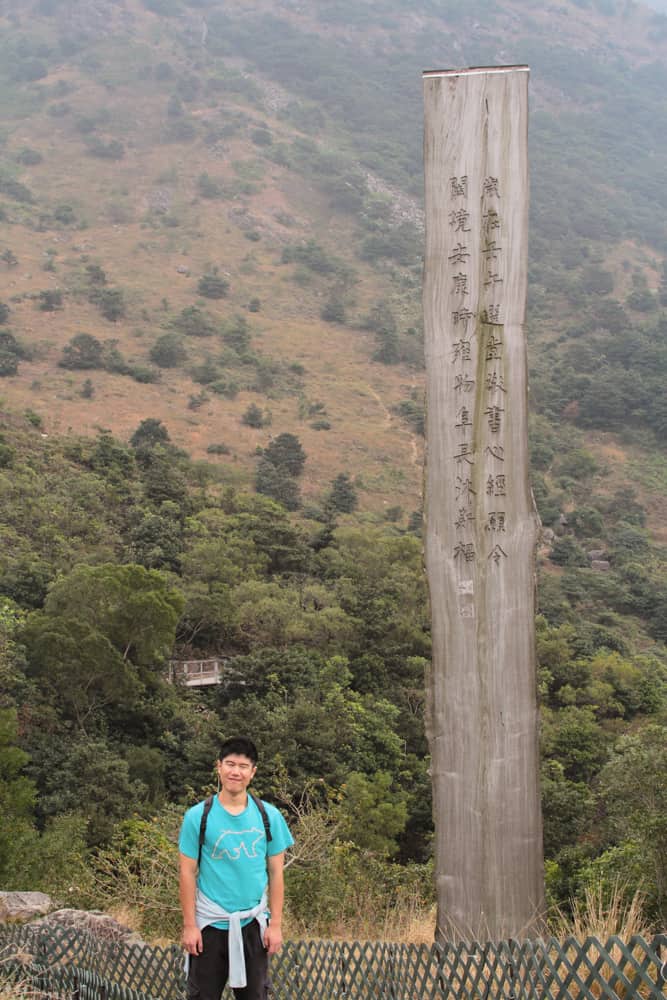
[
  {"xmin": 197, "ymin": 794, "xmax": 215, "ymax": 869},
  {"xmin": 248, "ymin": 792, "xmax": 273, "ymax": 844},
  {"xmin": 197, "ymin": 792, "xmax": 272, "ymax": 868}
]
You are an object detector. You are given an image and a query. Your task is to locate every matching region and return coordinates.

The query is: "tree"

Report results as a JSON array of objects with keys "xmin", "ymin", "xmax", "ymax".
[
  {"xmin": 0, "ymin": 708, "xmax": 36, "ymax": 884},
  {"xmin": 85, "ymin": 264, "xmax": 107, "ymax": 286},
  {"xmin": 597, "ymin": 724, "xmax": 667, "ymax": 922},
  {"xmin": 197, "ymin": 269, "xmax": 229, "ymax": 299},
  {"xmin": 0, "ymin": 350, "xmax": 18, "ymax": 377},
  {"xmin": 40, "ymin": 562, "xmax": 184, "ymax": 669},
  {"xmin": 173, "ymin": 305, "xmax": 216, "ymax": 338},
  {"xmin": 130, "ymin": 418, "xmax": 171, "ymax": 451},
  {"xmin": 263, "ymin": 433, "xmax": 306, "ymax": 477},
  {"xmin": 60, "ymin": 333, "xmax": 104, "ymax": 370},
  {"xmin": 35, "ymin": 736, "xmax": 147, "ymax": 846},
  {"xmin": 197, "ymin": 173, "xmax": 223, "ymax": 198},
  {"xmin": 22, "ymin": 613, "xmax": 142, "ymax": 732},
  {"xmin": 320, "ymin": 293, "xmax": 346, "ymax": 324},
  {"xmin": 87, "ymin": 137, "xmax": 125, "ymax": 160},
  {"xmin": 222, "ymin": 315, "xmax": 251, "ymax": 353},
  {"xmin": 91, "ymin": 287, "xmax": 126, "ymax": 321},
  {"xmin": 149, "ymin": 332, "xmax": 187, "ymax": 368},
  {"xmin": 128, "ymin": 509, "xmax": 183, "ymax": 571},
  {"xmin": 327, "ymin": 473, "xmax": 358, "ymax": 514},
  {"xmin": 255, "ymin": 457, "xmax": 301, "ymax": 511},
  {"xmin": 38, "ymin": 289, "xmax": 63, "ymax": 311},
  {"xmin": 242, "ymin": 403, "xmax": 267, "ymax": 428},
  {"xmin": 373, "ymin": 328, "xmax": 401, "ymax": 364},
  {"xmin": 337, "ymin": 771, "xmax": 408, "ymax": 857}
]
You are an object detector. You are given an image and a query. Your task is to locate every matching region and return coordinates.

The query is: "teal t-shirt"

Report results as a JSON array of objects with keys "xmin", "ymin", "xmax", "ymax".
[{"xmin": 179, "ymin": 794, "xmax": 294, "ymax": 928}]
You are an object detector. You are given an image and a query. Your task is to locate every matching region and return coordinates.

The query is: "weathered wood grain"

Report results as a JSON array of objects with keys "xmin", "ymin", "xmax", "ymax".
[{"xmin": 423, "ymin": 67, "xmax": 545, "ymax": 940}]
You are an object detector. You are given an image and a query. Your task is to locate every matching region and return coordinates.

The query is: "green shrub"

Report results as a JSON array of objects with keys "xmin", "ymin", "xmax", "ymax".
[
  {"xmin": 197, "ymin": 173, "xmax": 223, "ymax": 199},
  {"xmin": 150, "ymin": 333, "xmax": 187, "ymax": 368},
  {"xmin": 37, "ymin": 289, "xmax": 63, "ymax": 311},
  {"xmin": 60, "ymin": 333, "xmax": 104, "ymax": 370},
  {"xmin": 173, "ymin": 306, "xmax": 216, "ymax": 338},
  {"xmin": 86, "ymin": 137, "xmax": 125, "ymax": 160},
  {"xmin": 242, "ymin": 403, "xmax": 268, "ymax": 428},
  {"xmin": 197, "ymin": 270, "xmax": 229, "ymax": 299},
  {"xmin": 16, "ymin": 148, "xmax": 43, "ymax": 165}
]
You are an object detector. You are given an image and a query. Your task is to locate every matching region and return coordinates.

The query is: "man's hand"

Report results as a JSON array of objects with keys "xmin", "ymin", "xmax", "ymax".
[
  {"xmin": 263, "ymin": 922, "xmax": 283, "ymax": 955},
  {"xmin": 182, "ymin": 924, "xmax": 203, "ymax": 956}
]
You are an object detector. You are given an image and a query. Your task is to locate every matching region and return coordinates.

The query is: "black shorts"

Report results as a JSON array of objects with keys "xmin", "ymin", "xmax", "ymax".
[{"xmin": 186, "ymin": 921, "xmax": 269, "ymax": 1000}]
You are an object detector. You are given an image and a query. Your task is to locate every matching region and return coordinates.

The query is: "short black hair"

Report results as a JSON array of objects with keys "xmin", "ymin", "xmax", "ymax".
[{"xmin": 218, "ymin": 736, "xmax": 258, "ymax": 764}]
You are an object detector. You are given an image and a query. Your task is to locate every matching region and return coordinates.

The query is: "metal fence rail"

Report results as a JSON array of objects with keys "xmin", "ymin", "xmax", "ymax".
[{"xmin": 1, "ymin": 924, "xmax": 665, "ymax": 999}]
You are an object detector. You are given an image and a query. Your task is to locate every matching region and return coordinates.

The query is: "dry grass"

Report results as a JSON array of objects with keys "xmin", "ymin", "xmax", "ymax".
[
  {"xmin": 550, "ymin": 884, "xmax": 654, "ymax": 1000},
  {"xmin": 553, "ymin": 882, "xmax": 651, "ymax": 941},
  {"xmin": 287, "ymin": 893, "xmax": 436, "ymax": 945}
]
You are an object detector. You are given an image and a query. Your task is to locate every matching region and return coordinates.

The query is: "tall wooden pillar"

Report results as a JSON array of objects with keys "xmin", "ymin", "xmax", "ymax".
[{"xmin": 423, "ymin": 66, "xmax": 544, "ymax": 941}]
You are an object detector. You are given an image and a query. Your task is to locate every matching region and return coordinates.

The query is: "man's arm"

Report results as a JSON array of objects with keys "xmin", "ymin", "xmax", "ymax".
[
  {"xmin": 263, "ymin": 851, "xmax": 286, "ymax": 955},
  {"xmin": 179, "ymin": 852, "xmax": 203, "ymax": 955}
]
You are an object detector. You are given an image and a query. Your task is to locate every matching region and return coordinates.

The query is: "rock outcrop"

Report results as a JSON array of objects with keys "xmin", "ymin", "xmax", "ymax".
[{"xmin": 0, "ymin": 891, "xmax": 52, "ymax": 923}]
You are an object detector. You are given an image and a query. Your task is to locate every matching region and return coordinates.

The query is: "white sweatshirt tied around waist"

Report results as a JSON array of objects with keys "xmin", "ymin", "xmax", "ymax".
[{"xmin": 187, "ymin": 887, "xmax": 268, "ymax": 989}]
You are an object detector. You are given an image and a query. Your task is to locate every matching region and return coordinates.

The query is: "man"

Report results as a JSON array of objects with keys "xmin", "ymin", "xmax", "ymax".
[{"xmin": 179, "ymin": 736, "xmax": 294, "ymax": 1000}]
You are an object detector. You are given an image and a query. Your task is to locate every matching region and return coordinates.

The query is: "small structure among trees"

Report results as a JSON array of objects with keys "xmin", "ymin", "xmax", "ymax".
[{"xmin": 168, "ymin": 658, "xmax": 225, "ymax": 686}]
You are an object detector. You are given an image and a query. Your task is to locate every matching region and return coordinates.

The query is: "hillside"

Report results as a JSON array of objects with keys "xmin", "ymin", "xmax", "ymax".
[
  {"xmin": 0, "ymin": 0, "xmax": 666, "ymax": 934},
  {"xmin": 1, "ymin": 0, "xmax": 666, "ymax": 517}
]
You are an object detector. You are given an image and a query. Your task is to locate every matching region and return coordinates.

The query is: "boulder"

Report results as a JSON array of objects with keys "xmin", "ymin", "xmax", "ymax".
[
  {"xmin": 591, "ymin": 560, "xmax": 611, "ymax": 572},
  {"xmin": 587, "ymin": 549, "xmax": 607, "ymax": 561},
  {"xmin": 31, "ymin": 908, "xmax": 142, "ymax": 944},
  {"xmin": 0, "ymin": 891, "xmax": 52, "ymax": 923}
]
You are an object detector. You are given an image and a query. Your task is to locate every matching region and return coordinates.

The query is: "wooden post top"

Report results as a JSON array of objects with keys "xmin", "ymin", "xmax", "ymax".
[{"xmin": 423, "ymin": 66, "xmax": 529, "ymax": 78}]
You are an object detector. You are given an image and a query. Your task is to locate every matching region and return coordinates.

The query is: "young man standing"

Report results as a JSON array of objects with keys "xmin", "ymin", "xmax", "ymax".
[{"xmin": 179, "ymin": 737, "xmax": 293, "ymax": 1000}]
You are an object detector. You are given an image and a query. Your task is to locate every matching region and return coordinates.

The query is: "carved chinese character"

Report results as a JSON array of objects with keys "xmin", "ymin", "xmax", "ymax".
[
  {"xmin": 454, "ymin": 442, "xmax": 475, "ymax": 466},
  {"xmin": 455, "ymin": 406, "xmax": 473, "ymax": 430},
  {"xmin": 482, "ymin": 240, "xmax": 502, "ymax": 258},
  {"xmin": 450, "ymin": 176, "xmax": 468, "ymax": 198},
  {"xmin": 483, "ymin": 271, "xmax": 503, "ymax": 289},
  {"xmin": 488, "ymin": 543, "xmax": 508, "ymax": 564},
  {"xmin": 485, "ymin": 334, "xmax": 503, "ymax": 361},
  {"xmin": 485, "ymin": 371, "xmax": 506, "ymax": 393},
  {"xmin": 482, "ymin": 209, "xmax": 501, "ymax": 234},
  {"xmin": 483, "ymin": 176, "xmax": 500, "ymax": 197},
  {"xmin": 486, "ymin": 474, "xmax": 506, "ymax": 497},
  {"xmin": 482, "ymin": 305, "xmax": 501, "ymax": 324},
  {"xmin": 453, "ymin": 542, "xmax": 476, "ymax": 562},
  {"xmin": 485, "ymin": 512, "xmax": 506, "ymax": 532},
  {"xmin": 452, "ymin": 307, "xmax": 475, "ymax": 329},
  {"xmin": 485, "ymin": 404, "xmax": 504, "ymax": 433},
  {"xmin": 455, "ymin": 476, "xmax": 476, "ymax": 502},
  {"xmin": 454, "ymin": 373, "xmax": 476, "ymax": 393},
  {"xmin": 455, "ymin": 507, "xmax": 475, "ymax": 530},
  {"xmin": 449, "ymin": 242, "xmax": 471, "ymax": 266},
  {"xmin": 453, "ymin": 272, "xmax": 469, "ymax": 295},
  {"xmin": 485, "ymin": 444, "xmax": 505, "ymax": 462},
  {"xmin": 452, "ymin": 339, "xmax": 472, "ymax": 363},
  {"xmin": 449, "ymin": 208, "xmax": 471, "ymax": 232}
]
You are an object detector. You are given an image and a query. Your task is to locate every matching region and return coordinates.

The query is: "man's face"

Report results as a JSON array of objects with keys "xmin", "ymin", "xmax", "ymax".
[{"xmin": 216, "ymin": 753, "xmax": 257, "ymax": 794}]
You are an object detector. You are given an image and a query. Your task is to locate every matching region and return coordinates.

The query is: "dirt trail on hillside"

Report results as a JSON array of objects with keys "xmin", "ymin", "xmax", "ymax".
[{"xmin": 367, "ymin": 382, "xmax": 423, "ymax": 473}]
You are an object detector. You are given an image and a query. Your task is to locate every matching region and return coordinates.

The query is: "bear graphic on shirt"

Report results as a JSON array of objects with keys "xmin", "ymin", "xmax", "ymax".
[{"xmin": 211, "ymin": 826, "xmax": 265, "ymax": 860}]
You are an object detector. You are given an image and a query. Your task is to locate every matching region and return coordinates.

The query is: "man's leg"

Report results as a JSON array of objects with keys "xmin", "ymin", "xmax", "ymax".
[
  {"xmin": 232, "ymin": 921, "xmax": 269, "ymax": 1000},
  {"xmin": 187, "ymin": 926, "xmax": 230, "ymax": 1000}
]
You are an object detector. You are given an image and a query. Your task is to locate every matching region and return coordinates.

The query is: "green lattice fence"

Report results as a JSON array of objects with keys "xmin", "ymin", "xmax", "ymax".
[{"xmin": 1, "ymin": 925, "xmax": 665, "ymax": 999}]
